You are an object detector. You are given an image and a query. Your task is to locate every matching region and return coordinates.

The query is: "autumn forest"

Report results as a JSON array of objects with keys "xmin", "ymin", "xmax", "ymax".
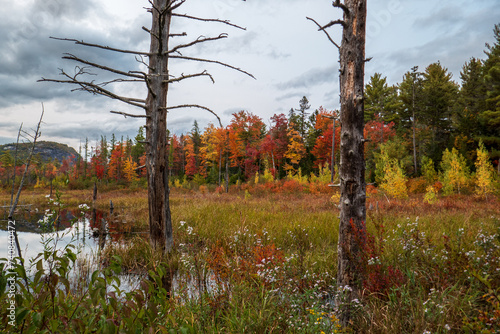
[{"xmin": 1, "ymin": 1, "xmax": 500, "ymax": 332}]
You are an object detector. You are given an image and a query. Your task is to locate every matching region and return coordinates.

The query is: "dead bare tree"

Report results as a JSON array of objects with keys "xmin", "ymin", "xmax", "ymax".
[
  {"xmin": 40, "ymin": 0, "xmax": 253, "ymax": 254},
  {"xmin": 8, "ymin": 106, "xmax": 44, "ymax": 290},
  {"xmin": 308, "ymin": 0, "xmax": 367, "ymax": 326}
]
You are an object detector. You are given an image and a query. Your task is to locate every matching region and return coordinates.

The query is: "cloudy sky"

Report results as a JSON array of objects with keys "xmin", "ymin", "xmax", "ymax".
[{"xmin": 0, "ymin": 0, "xmax": 498, "ymax": 151}]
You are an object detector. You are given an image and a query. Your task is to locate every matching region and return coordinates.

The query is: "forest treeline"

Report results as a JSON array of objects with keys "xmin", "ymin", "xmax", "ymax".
[{"xmin": 1, "ymin": 25, "xmax": 499, "ymax": 194}]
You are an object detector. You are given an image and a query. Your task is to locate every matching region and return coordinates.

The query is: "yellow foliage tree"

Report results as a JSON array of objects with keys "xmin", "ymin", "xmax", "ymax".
[
  {"xmin": 123, "ymin": 156, "xmax": 138, "ymax": 182},
  {"xmin": 475, "ymin": 141, "xmax": 496, "ymax": 198},
  {"xmin": 440, "ymin": 148, "xmax": 470, "ymax": 195},
  {"xmin": 380, "ymin": 151, "xmax": 408, "ymax": 199},
  {"xmin": 284, "ymin": 125, "xmax": 306, "ymax": 172}
]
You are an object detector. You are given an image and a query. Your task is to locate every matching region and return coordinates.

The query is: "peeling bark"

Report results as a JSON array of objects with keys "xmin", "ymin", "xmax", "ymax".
[
  {"xmin": 337, "ymin": 0, "xmax": 367, "ymax": 326},
  {"xmin": 145, "ymin": 0, "xmax": 173, "ymax": 253}
]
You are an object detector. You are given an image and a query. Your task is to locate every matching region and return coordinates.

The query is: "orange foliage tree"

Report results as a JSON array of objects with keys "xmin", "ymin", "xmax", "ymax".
[{"xmin": 108, "ymin": 143, "xmax": 125, "ymax": 181}]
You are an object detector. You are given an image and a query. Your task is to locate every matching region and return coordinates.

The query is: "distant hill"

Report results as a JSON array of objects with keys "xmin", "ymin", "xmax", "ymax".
[{"xmin": 0, "ymin": 141, "xmax": 79, "ymax": 163}]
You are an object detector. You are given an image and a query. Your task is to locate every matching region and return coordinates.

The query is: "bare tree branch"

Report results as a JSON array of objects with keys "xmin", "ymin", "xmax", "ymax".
[
  {"xmin": 306, "ymin": 17, "xmax": 340, "ymax": 49},
  {"xmin": 165, "ymin": 104, "xmax": 222, "ymax": 127},
  {"xmin": 169, "ymin": 32, "xmax": 187, "ymax": 38},
  {"xmin": 165, "ymin": 70, "xmax": 215, "ymax": 84},
  {"xmin": 170, "ymin": 55, "xmax": 255, "ymax": 79},
  {"xmin": 39, "ymin": 69, "xmax": 146, "ymax": 109},
  {"xmin": 99, "ymin": 78, "xmax": 145, "ymax": 87},
  {"xmin": 9, "ymin": 105, "xmax": 44, "ymax": 274},
  {"xmin": 170, "ymin": 0, "xmax": 187, "ymax": 11},
  {"xmin": 135, "ymin": 55, "xmax": 154, "ymax": 70},
  {"xmin": 332, "ymin": 0, "xmax": 349, "ymax": 15},
  {"xmin": 168, "ymin": 34, "xmax": 228, "ymax": 54},
  {"xmin": 142, "ymin": 26, "xmax": 159, "ymax": 41},
  {"xmin": 320, "ymin": 19, "xmax": 347, "ymax": 30},
  {"xmin": 172, "ymin": 13, "xmax": 246, "ymax": 30},
  {"xmin": 63, "ymin": 53, "xmax": 145, "ymax": 79},
  {"xmin": 10, "ymin": 123, "xmax": 22, "ymax": 205},
  {"xmin": 110, "ymin": 111, "xmax": 149, "ymax": 118},
  {"xmin": 50, "ymin": 37, "xmax": 151, "ymax": 56}
]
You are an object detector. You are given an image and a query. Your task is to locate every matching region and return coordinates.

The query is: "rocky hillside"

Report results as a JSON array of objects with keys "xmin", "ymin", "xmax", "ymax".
[{"xmin": 0, "ymin": 141, "xmax": 79, "ymax": 163}]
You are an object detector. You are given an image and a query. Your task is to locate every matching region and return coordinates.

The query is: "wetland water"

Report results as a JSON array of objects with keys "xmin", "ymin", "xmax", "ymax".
[
  {"xmin": 1, "ymin": 207, "xmax": 101, "ymax": 262},
  {"xmin": 1, "ymin": 208, "xmax": 146, "ymax": 294}
]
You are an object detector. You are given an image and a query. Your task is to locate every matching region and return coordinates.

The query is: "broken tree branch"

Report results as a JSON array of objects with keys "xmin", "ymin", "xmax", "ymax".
[
  {"xmin": 169, "ymin": 55, "xmax": 255, "ymax": 79},
  {"xmin": 320, "ymin": 19, "xmax": 347, "ymax": 30},
  {"xmin": 50, "ymin": 37, "xmax": 151, "ymax": 56},
  {"xmin": 62, "ymin": 53, "xmax": 145, "ymax": 79},
  {"xmin": 39, "ymin": 70, "xmax": 146, "ymax": 109},
  {"xmin": 166, "ymin": 104, "xmax": 222, "ymax": 127},
  {"xmin": 110, "ymin": 111, "xmax": 149, "ymax": 118},
  {"xmin": 165, "ymin": 71, "xmax": 215, "ymax": 84},
  {"xmin": 306, "ymin": 17, "xmax": 340, "ymax": 49},
  {"xmin": 172, "ymin": 13, "xmax": 246, "ymax": 30},
  {"xmin": 170, "ymin": 0, "xmax": 187, "ymax": 11},
  {"xmin": 169, "ymin": 32, "xmax": 188, "ymax": 38},
  {"xmin": 332, "ymin": 0, "xmax": 349, "ymax": 15},
  {"xmin": 168, "ymin": 34, "xmax": 228, "ymax": 55}
]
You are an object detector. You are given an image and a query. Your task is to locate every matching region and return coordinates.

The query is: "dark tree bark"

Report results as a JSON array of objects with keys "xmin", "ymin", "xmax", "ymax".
[
  {"xmin": 145, "ymin": 0, "xmax": 173, "ymax": 252},
  {"xmin": 337, "ymin": 0, "xmax": 367, "ymax": 325},
  {"xmin": 308, "ymin": 0, "xmax": 367, "ymax": 326}
]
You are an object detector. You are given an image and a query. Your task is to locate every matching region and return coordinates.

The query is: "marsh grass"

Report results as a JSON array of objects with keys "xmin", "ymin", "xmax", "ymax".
[{"xmin": 1, "ymin": 187, "xmax": 499, "ymax": 332}]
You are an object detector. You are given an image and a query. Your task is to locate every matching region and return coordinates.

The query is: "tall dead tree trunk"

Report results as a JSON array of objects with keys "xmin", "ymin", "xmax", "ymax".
[
  {"xmin": 146, "ymin": 0, "xmax": 173, "ymax": 252},
  {"xmin": 40, "ymin": 0, "xmax": 252, "ymax": 254},
  {"xmin": 337, "ymin": 0, "xmax": 367, "ymax": 325},
  {"xmin": 308, "ymin": 0, "xmax": 367, "ymax": 326}
]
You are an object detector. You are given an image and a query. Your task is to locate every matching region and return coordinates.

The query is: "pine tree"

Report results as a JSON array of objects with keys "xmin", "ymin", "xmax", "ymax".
[
  {"xmin": 295, "ymin": 96, "xmax": 311, "ymax": 139},
  {"xmin": 131, "ymin": 126, "xmax": 146, "ymax": 163},
  {"xmin": 421, "ymin": 62, "xmax": 459, "ymax": 163},
  {"xmin": 481, "ymin": 24, "xmax": 500, "ymax": 168},
  {"xmin": 398, "ymin": 66, "xmax": 424, "ymax": 174},
  {"xmin": 456, "ymin": 58, "xmax": 486, "ymax": 140},
  {"xmin": 364, "ymin": 73, "xmax": 399, "ymax": 123}
]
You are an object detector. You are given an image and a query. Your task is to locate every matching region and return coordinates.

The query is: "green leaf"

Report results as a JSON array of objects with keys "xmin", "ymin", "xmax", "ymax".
[{"xmin": 17, "ymin": 307, "xmax": 30, "ymax": 323}]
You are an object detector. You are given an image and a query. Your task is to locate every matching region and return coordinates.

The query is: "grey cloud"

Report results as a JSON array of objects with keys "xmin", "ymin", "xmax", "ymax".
[
  {"xmin": 0, "ymin": 2, "xmax": 147, "ymax": 109},
  {"xmin": 412, "ymin": 5, "xmax": 464, "ymax": 30},
  {"xmin": 276, "ymin": 65, "xmax": 337, "ymax": 90},
  {"xmin": 222, "ymin": 107, "xmax": 245, "ymax": 116},
  {"xmin": 275, "ymin": 91, "xmax": 308, "ymax": 102},
  {"xmin": 370, "ymin": 5, "xmax": 499, "ymax": 85}
]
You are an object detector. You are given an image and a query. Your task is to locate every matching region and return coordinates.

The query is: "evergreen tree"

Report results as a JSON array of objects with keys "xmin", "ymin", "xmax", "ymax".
[
  {"xmin": 421, "ymin": 62, "xmax": 459, "ymax": 163},
  {"xmin": 364, "ymin": 73, "xmax": 399, "ymax": 123},
  {"xmin": 398, "ymin": 66, "xmax": 424, "ymax": 174},
  {"xmin": 456, "ymin": 58, "xmax": 486, "ymax": 140},
  {"xmin": 295, "ymin": 96, "xmax": 311, "ymax": 139},
  {"xmin": 131, "ymin": 126, "xmax": 146, "ymax": 163},
  {"xmin": 481, "ymin": 24, "xmax": 500, "ymax": 167},
  {"xmin": 190, "ymin": 120, "xmax": 202, "ymax": 172},
  {"xmin": 110, "ymin": 134, "xmax": 117, "ymax": 157}
]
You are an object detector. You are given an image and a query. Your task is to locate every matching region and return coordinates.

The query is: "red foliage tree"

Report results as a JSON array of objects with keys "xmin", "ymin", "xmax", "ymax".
[
  {"xmin": 261, "ymin": 113, "xmax": 289, "ymax": 176},
  {"xmin": 108, "ymin": 142, "xmax": 125, "ymax": 180},
  {"xmin": 228, "ymin": 111, "xmax": 265, "ymax": 178}
]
